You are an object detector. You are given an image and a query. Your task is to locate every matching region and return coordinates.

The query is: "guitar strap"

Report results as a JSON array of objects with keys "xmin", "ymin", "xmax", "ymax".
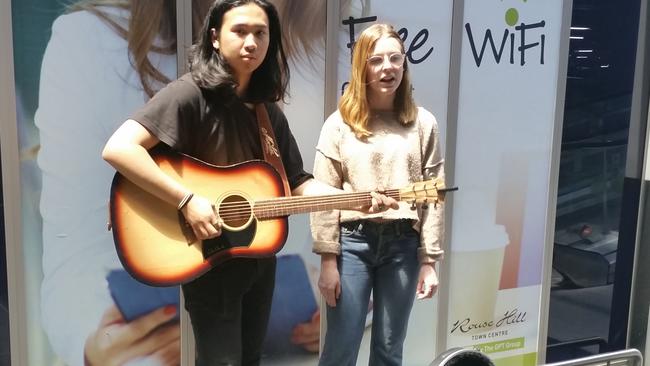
[{"xmin": 255, "ymin": 103, "xmax": 291, "ymax": 197}]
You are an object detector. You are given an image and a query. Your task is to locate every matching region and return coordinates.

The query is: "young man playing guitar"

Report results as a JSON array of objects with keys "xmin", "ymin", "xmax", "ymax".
[{"xmin": 102, "ymin": 0, "xmax": 396, "ymax": 364}]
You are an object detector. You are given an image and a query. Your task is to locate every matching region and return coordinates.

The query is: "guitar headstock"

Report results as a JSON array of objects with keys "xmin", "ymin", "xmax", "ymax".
[{"xmin": 400, "ymin": 178, "xmax": 452, "ymax": 208}]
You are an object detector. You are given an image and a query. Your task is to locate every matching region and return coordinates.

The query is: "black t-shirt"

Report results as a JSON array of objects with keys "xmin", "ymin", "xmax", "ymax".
[{"xmin": 131, "ymin": 73, "xmax": 312, "ymax": 190}]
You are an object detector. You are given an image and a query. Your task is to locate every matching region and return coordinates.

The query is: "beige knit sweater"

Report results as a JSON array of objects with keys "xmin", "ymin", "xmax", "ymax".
[{"xmin": 310, "ymin": 107, "xmax": 445, "ymax": 264}]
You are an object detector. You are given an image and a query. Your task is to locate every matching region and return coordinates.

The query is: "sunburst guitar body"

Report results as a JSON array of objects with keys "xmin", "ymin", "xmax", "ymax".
[{"xmin": 110, "ymin": 150, "xmax": 454, "ymax": 286}]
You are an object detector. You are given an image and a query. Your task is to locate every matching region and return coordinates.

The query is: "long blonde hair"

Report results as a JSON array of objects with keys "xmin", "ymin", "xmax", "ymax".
[
  {"xmin": 338, "ymin": 23, "xmax": 417, "ymax": 139},
  {"xmin": 68, "ymin": 0, "xmax": 211, "ymax": 97}
]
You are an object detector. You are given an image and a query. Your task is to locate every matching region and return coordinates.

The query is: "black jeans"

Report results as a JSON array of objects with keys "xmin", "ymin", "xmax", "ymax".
[{"xmin": 182, "ymin": 256, "xmax": 276, "ymax": 366}]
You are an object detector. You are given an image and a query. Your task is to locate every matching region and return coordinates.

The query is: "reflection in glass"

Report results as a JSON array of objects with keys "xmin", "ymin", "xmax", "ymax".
[{"xmin": 547, "ymin": 0, "xmax": 641, "ymax": 361}]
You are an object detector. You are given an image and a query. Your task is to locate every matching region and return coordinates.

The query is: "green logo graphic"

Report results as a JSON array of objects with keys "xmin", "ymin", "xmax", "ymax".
[
  {"xmin": 502, "ymin": 0, "xmax": 527, "ymax": 26},
  {"xmin": 474, "ymin": 337, "xmax": 525, "ymax": 354},
  {"xmin": 505, "ymin": 8, "xmax": 519, "ymax": 26}
]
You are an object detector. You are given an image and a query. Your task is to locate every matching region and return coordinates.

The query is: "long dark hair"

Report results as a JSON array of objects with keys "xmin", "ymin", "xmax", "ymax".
[{"xmin": 189, "ymin": 0, "xmax": 289, "ymax": 102}]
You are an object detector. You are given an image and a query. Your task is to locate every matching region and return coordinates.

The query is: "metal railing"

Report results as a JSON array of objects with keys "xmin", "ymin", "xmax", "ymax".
[
  {"xmin": 545, "ymin": 348, "xmax": 643, "ymax": 366},
  {"xmin": 430, "ymin": 348, "xmax": 643, "ymax": 366}
]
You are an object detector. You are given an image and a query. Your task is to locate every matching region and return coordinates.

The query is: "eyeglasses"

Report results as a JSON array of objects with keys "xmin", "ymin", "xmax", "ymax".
[{"xmin": 366, "ymin": 53, "xmax": 405, "ymax": 68}]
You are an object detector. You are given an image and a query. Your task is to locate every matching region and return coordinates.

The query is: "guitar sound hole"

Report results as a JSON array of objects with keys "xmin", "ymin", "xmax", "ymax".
[{"xmin": 218, "ymin": 194, "xmax": 252, "ymax": 229}]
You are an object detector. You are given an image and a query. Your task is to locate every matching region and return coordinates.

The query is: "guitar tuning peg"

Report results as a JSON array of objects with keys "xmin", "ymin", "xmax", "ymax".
[
  {"xmin": 421, "ymin": 198, "xmax": 429, "ymax": 210},
  {"xmin": 410, "ymin": 201, "xmax": 417, "ymax": 210}
]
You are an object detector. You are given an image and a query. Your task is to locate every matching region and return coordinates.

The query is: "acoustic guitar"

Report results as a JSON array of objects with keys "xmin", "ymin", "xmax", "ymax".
[{"xmin": 110, "ymin": 150, "xmax": 455, "ymax": 286}]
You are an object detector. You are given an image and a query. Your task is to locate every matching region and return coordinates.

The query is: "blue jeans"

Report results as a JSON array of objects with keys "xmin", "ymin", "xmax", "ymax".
[{"xmin": 319, "ymin": 220, "xmax": 420, "ymax": 366}]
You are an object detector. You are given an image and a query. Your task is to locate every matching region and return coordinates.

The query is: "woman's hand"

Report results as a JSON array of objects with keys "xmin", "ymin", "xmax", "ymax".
[
  {"xmin": 181, "ymin": 194, "xmax": 223, "ymax": 240},
  {"xmin": 84, "ymin": 304, "xmax": 180, "ymax": 366},
  {"xmin": 291, "ymin": 310, "xmax": 320, "ymax": 353},
  {"xmin": 319, "ymin": 254, "xmax": 341, "ymax": 307},
  {"xmin": 365, "ymin": 191, "xmax": 399, "ymax": 214},
  {"xmin": 416, "ymin": 263, "xmax": 439, "ymax": 299}
]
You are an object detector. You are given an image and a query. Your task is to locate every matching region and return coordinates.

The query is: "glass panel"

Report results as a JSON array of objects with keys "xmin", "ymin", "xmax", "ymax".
[
  {"xmin": 12, "ymin": 1, "xmax": 65, "ymax": 363},
  {"xmin": 0, "ymin": 156, "xmax": 10, "ymax": 366},
  {"xmin": 12, "ymin": 1, "xmax": 182, "ymax": 364},
  {"xmin": 547, "ymin": 0, "xmax": 642, "ymax": 361}
]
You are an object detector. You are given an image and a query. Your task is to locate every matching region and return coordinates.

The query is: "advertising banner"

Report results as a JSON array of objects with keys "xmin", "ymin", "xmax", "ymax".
[
  {"xmin": 442, "ymin": 1, "xmax": 566, "ymax": 365},
  {"xmin": 12, "ymin": 2, "xmax": 182, "ymax": 365},
  {"xmin": 267, "ymin": 2, "xmax": 453, "ymax": 365},
  {"xmin": 8, "ymin": 0, "xmax": 565, "ymax": 365},
  {"xmin": 9, "ymin": 1, "xmax": 325, "ymax": 365}
]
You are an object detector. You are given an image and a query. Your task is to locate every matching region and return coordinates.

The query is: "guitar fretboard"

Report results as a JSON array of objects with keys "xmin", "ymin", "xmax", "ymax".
[
  {"xmin": 253, "ymin": 189, "xmax": 402, "ymax": 219},
  {"xmin": 212, "ymin": 184, "xmax": 453, "ymax": 223}
]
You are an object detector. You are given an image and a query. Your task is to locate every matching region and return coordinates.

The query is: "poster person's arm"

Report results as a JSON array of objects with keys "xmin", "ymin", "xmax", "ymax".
[
  {"xmin": 35, "ymin": 10, "xmax": 183, "ymax": 366},
  {"xmin": 35, "ymin": 11, "xmax": 132, "ymax": 366},
  {"xmin": 84, "ymin": 305, "xmax": 179, "ymax": 366}
]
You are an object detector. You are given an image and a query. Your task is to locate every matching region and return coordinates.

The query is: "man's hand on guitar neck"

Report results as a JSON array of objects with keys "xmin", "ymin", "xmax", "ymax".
[{"xmin": 180, "ymin": 193, "xmax": 224, "ymax": 240}]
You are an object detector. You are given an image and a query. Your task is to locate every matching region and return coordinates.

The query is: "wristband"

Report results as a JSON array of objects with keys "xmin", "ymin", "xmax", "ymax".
[{"xmin": 177, "ymin": 192, "xmax": 194, "ymax": 211}]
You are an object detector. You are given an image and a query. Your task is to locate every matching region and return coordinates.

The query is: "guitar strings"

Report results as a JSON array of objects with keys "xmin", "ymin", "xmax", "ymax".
[
  {"xmin": 209, "ymin": 182, "xmax": 439, "ymax": 213},
  {"xmin": 213, "ymin": 190, "xmax": 407, "ymax": 220},
  {"xmin": 211, "ymin": 184, "xmax": 443, "ymax": 221},
  {"xmin": 217, "ymin": 190, "xmax": 400, "ymax": 211}
]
